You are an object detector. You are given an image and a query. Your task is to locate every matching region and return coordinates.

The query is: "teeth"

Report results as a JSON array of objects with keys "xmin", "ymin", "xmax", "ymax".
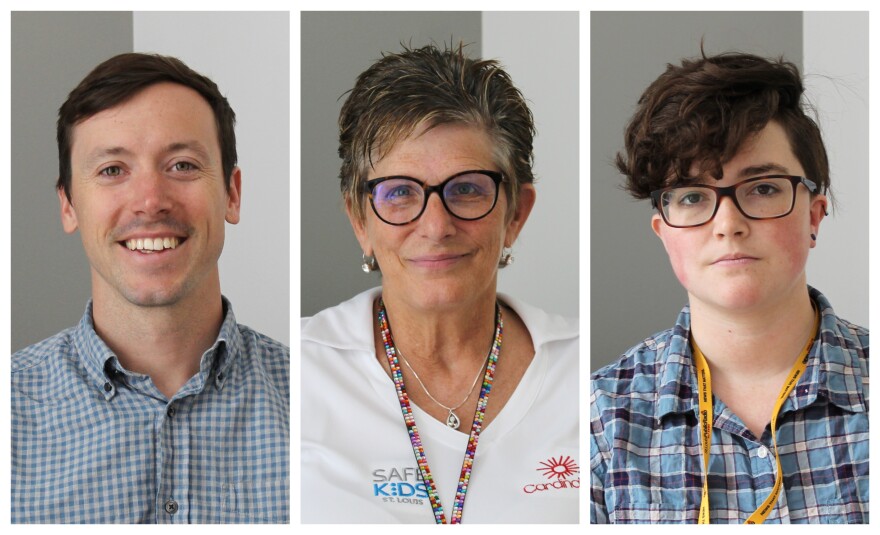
[{"xmin": 125, "ymin": 237, "xmax": 179, "ymax": 252}]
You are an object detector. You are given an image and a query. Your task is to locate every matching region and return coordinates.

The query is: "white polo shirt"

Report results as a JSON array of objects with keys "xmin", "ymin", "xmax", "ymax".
[{"xmin": 301, "ymin": 288, "xmax": 579, "ymax": 523}]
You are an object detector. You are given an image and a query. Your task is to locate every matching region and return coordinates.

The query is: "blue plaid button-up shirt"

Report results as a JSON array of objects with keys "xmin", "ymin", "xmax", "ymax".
[
  {"xmin": 591, "ymin": 287, "xmax": 868, "ymax": 524},
  {"xmin": 12, "ymin": 298, "xmax": 290, "ymax": 523}
]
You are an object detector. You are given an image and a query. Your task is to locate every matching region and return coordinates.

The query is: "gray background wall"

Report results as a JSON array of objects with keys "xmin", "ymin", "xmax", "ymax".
[
  {"xmin": 301, "ymin": 11, "xmax": 579, "ymax": 319},
  {"xmin": 11, "ymin": 11, "xmax": 289, "ymax": 351},
  {"xmin": 591, "ymin": 12, "xmax": 868, "ymax": 371}
]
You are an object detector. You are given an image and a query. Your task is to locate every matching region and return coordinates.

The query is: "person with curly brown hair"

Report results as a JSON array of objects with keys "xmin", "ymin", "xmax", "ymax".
[{"xmin": 591, "ymin": 52, "xmax": 868, "ymax": 524}]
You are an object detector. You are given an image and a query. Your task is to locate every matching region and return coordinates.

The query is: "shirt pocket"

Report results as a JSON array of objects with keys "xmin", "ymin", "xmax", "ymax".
[
  {"xmin": 218, "ymin": 478, "xmax": 290, "ymax": 523},
  {"xmin": 609, "ymin": 501, "xmax": 699, "ymax": 524}
]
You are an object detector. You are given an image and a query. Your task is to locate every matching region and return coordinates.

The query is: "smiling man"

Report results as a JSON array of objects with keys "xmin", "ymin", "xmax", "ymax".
[
  {"xmin": 11, "ymin": 53, "xmax": 289, "ymax": 524},
  {"xmin": 590, "ymin": 52, "xmax": 868, "ymax": 524}
]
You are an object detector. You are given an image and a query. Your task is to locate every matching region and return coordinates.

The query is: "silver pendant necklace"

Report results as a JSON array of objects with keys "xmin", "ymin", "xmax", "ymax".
[{"xmin": 397, "ymin": 348, "xmax": 489, "ymax": 430}]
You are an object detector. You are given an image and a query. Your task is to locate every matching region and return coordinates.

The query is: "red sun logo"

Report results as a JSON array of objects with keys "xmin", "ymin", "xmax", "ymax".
[{"xmin": 536, "ymin": 455, "xmax": 579, "ymax": 480}]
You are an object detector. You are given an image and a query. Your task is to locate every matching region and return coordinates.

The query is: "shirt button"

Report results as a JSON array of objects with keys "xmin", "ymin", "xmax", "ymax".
[
  {"xmin": 103, "ymin": 382, "xmax": 113, "ymax": 392},
  {"xmin": 164, "ymin": 499, "xmax": 178, "ymax": 515},
  {"xmin": 217, "ymin": 372, "xmax": 225, "ymax": 382},
  {"xmin": 167, "ymin": 406, "xmax": 176, "ymax": 418},
  {"xmin": 757, "ymin": 447, "xmax": 769, "ymax": 459}
]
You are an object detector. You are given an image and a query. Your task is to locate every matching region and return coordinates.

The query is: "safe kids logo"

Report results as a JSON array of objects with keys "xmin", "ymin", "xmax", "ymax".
[
  {"xmin": 372, "ymin": 466, "xmax": 428, "ymax": 506},
  {"xmin": 523, "ymin": 455, "xmax": 580, "ymax": 494}
]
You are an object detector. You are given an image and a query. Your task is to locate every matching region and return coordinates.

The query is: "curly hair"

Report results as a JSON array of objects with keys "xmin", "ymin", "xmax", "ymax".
[
  {"xmin": 338, "ymin": 42, "xmax": 536, "ymax": 221},
  {"xmin": 616, "ymin": 51, "xmax": 829, "ymax": 199}
]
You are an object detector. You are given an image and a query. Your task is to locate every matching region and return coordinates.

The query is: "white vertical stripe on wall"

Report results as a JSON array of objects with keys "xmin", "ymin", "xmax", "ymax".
[
  {"xmin": 133, "ymin": 12, "xmax": 290, "ymax": 344},
  {"xmin": 483, "ymin": 12, "xmax": 579, "ymax": 318},
  {"xmin": 803, "ymin": 12, "xmax": 868, "ymax": 326}
]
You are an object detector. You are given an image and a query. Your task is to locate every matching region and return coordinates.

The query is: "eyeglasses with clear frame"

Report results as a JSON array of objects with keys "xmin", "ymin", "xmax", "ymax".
[
  {"xmin": 650, "ymin": 175, "xmax": 819, "ymax": 228},
  {"xmin": 364, "ymin": 170, "xmax": 504, "ymax": 226}
]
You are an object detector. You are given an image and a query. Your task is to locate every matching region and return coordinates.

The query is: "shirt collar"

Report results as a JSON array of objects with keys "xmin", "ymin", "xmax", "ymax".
[
  {"xmin": 75, "ymin": 296, "xmax": 242, "ymax": 399},
  {"xmin": 654, "ymin": 287, "xmax": 867, "ymax": 422},
  {"xmin": 301, "ymin": 286, "xmax": 578, "ymax": 352},
  {"xmin": 797, "ymin": 287, "xmax": 868, "ymax": 413}
]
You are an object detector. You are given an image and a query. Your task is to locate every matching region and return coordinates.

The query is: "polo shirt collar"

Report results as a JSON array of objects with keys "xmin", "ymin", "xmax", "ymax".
[{"xmin": 301, "ymin": 286, "xmax": 579, "ymax": 352}]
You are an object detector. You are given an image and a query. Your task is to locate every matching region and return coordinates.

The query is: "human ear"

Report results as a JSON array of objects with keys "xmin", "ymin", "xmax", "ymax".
[
  {"xmin": 58, "ymin": 187, "xmax": 78, "ymax": 234},
  {"xmin": 225, "ymin": 167, "xmax": 242, "ymax": 224},
  {"xmin": 808, "ymin": 194, "xmax": 828, "ymax": 247},
  {"xmin": 651, "ymin": 213, "xmax": 664, "ymax": 240},
  {"xmin": 503, "ymin": 184, "xmax": 536, "ymax": 247},
  {"xmin": 345, "ymin": 196, "xmax": 372, "ymax": 255}
]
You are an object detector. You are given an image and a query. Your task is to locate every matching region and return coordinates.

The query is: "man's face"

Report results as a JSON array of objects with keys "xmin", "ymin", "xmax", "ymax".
[
  {"xmin": 651, "ymin": 120, "xmax": 826, "ymax": 314},
  {"xmin": 61, "ymin": 82, "xmax": 241, "ymax": 309}
]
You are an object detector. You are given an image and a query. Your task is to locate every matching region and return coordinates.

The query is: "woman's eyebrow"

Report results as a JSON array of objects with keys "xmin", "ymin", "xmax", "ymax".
[{"xmin": 736, "ymin": 162, "xmax": 791, "ymax": 178}]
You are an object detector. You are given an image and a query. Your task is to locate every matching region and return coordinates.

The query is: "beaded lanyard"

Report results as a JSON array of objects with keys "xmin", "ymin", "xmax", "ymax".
[{"xmin": 377, "ymin": 298, "xmax": 503, "ymax": 524}]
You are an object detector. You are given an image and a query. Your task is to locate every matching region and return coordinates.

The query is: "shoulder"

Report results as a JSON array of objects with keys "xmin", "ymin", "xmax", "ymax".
[
  {"xmin": 831, "ymin": 315, "xmax": 869, "ymax": 353},
  {"xmin": 12, "ymin": 328, "xmax": 77, "ymax": 377},
  {"xmin": 811, "ymin": 287, "xmax": 869, "ymax": 386},
  {"xmin": 591, "ymin": 326, "xmax": 676, "ymax": 398},
  {"xmin": 235, "ymin": 323, "xmax": 289, "ymax": 382},
  {"xmin": 301, "ymin": 288, "xmax": 380, "ymax": 352},
  {"xmin": 11, "ymin": 326, "xmax": 95, "ymax": 411},
  {"xmin": 497, "ymin": 294, "xmax": 578, "ymax": 353}
]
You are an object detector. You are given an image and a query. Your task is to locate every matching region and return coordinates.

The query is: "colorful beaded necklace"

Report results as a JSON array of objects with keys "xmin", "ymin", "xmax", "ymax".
[{"xmin": 377, "ymin": 298, "xmax": 503, "ymax": 524}]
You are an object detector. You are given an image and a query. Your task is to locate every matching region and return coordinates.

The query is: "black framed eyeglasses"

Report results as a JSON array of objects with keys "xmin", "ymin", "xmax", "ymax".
[
  {"xmin": 650, "ymin": 175, "xmax": 819, "ymax": 228},
  {"xmin": 364, "ymin": 170, "xmax": 504, "ymax": 226}
]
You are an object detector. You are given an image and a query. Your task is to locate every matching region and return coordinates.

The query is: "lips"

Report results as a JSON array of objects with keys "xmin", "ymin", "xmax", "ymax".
[
  {"xmin": 408, "ymin": 252, "xmax": 468, "ymax": 268},
  {"xmin": 712, "ymin": 253, "xmax": 758, "ymax": 265}
]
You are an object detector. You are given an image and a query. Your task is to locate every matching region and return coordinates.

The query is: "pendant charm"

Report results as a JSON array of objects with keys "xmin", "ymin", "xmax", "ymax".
[{"xmin": 446, "ymin": 410, "xmax": 460, "ymax": 430}]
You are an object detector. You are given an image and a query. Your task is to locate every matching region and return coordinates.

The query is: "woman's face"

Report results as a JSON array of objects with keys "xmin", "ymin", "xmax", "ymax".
[
  {"xmin": 651, "ymin": 121, "xmax": 827, "ymax": 315},
  {"xmin": 348, "ymin": 123, "xmax": 535, "ymax": 312}
]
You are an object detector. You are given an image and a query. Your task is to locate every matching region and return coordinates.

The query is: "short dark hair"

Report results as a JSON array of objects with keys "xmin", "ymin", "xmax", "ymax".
[
  {"xmin": 338, "ymin": 42, "xmax": 536, "ymax": 221},
  {"xmin": 616, "ymin": 51, "xmax": 829, "ymax": 199},
  {"xmin": 57, "ymin": 52, "xmax": 237, "ymax": 201}
]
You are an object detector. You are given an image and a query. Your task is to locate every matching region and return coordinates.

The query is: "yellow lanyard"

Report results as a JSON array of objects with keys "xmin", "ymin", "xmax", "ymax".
[{"xmin": 692, "ymin": 307, "xmax": 819, "ymax": 524}]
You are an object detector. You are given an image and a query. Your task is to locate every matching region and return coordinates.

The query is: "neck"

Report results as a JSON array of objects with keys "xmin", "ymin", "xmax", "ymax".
[
  {"xmin": 379, "ymin": 289, "xmax": 498, "ymax": 373},
  {"xmin": 91, "ymin": 276, "xmax": 224, "ymax": 399},
  {"xmin": 689, "ymin": 286, "xmax": 815, "ymax": 383}
]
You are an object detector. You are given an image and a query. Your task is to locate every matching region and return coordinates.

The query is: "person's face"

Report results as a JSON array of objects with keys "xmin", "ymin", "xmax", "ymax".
[
  {"xmin": 651, "ymin": 120, "xmax": 827, "ymax": 314},
  {"xmin": 348, "ymin": 123, "xmax": 535, "ymax": 311},
  {"xmin": 60, "ymin": 82, "xmax": 241, "ymax": 308}
]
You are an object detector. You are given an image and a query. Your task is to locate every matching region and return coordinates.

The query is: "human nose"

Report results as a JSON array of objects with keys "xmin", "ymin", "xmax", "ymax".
[
  {"xmin": 417, "ymin": 190, "xmax": 456, "ymax": 239},
  {"xmin": 711, "ymin": 194, "xmax": 749, "ymax": 237},
  {"xmin": 132, "ymin": 169, "xmax": 173, "ymax": 217}
]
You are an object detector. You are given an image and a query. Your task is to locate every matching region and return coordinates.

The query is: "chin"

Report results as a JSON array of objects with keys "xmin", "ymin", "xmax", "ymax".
[
  {"xmin": 118, "ymin": 280, "xmax": 192, "ymax": 308},
  {"xmin": 414, "ymin": 284, "xmax": 490, "ymax": 310},
  {"xmin": 695, "ymin": 283, "xmax": 770, "ymax": 312}
]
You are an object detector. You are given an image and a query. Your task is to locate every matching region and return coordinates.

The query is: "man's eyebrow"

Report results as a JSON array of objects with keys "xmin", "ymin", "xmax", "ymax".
[
  {"xmin": 84, "ymin": 146, "xmax": 132, "ymax": 166},
  {"xmin": 165, "ymin": 141, "xmax": 213, "ymax": 161},
  {"xmin": 736, "ymin": 163, "xmax": 792, "ymax": 178}
]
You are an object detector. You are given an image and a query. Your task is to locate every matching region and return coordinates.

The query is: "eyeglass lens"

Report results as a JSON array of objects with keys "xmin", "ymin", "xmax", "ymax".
[
  {"xmin": 660, "ymin": 177, "xmax": 797, "ymax": 227},
  {"xmin": 370, "ymin": 172, "xmax": 498, "ymax": 224}
]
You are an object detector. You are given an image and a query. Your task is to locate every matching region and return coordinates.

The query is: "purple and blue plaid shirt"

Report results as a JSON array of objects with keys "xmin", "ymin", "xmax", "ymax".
[{"xmin": 591, "ymin": 287, "xmax": 868, "ymax": 524}]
